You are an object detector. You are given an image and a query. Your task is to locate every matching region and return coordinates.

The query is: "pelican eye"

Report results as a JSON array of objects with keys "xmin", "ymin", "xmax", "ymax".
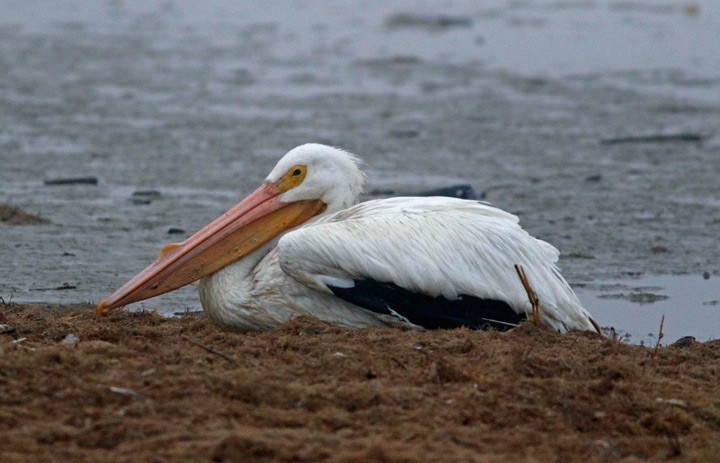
[{"xmin": 277, "ymin": 164, "xmax": 307, "ymax": 191}]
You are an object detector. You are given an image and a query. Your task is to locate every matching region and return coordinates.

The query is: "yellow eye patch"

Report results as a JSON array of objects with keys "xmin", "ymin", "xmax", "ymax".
[{"xmin": 276, "ymin": 164, "xmax": 307, "ymax": 192}]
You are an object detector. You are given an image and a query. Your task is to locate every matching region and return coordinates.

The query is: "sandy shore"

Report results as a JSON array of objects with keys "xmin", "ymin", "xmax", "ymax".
[
  {"xmin": 2, "ymin": 2, "xmax": 719, "ymax": 460},
  {"xmin": 1, "ymin": 304, "xmax": 718, "ymax": 462}
]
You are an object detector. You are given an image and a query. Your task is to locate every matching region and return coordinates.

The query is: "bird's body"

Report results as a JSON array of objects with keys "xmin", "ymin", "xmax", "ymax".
[
  {"xmin": 199, "ymin": 196, "xmax": 596, "ymax": 332},
  {"xmin": 98, "ymin": 144, "xmax": 600, "ymax": 333}
]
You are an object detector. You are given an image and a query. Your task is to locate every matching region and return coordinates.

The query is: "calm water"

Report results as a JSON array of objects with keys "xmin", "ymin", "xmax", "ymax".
[
  {"xmin": 1, "ymin": 0, "xmax": 718, "ymax": 342},
  {"xmin": 576, "ymin": 275, "xmax": 719, "ymax": 344}
]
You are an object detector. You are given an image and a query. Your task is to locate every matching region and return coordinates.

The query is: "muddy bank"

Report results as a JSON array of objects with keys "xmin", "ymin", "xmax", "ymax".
[
  {"xmin": 1, "ymin": 304, "xmax": 719, "ymax": 462},
  {"xmin": 1, "ymin": 0, "xmax": 719, "ymax": 320}
]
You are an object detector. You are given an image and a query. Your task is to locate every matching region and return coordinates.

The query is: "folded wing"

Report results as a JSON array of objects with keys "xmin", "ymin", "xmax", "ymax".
[{"xmin": 277, "ymin": 197, "xmax": 595, "ymax": 332}]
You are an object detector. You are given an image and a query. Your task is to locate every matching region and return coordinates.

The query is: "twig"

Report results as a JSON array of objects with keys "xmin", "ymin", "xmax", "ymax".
[
  {"xmin": 184, "ymin": 336, "xmax": 235, "ymax": 364},
  {"xmin": 514, "ymin": 264, "xmax": 540, "ymax": 324},
  {"xmin": 649, "ymin": 315, "xmax": 665, "ymax": 358},
  {"xmin": 0, "ymin": 289, "xmax": 16, "ymax": 305},
  {"xmin": 390, "ymin": 357, "xmax": 408, "ymax": 370}
]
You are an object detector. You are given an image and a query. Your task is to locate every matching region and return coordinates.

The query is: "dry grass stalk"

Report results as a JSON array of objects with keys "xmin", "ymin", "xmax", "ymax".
[
  {"xmin": 588, "ymin": 317, "xmax": 603, "ymax": 336},
  {"xmin": 514, "ymin": 264, "xmax": 540, "ymax": 324},
  {"xmin": 649, "ymin": 315, "xmax": 665, "ymax": 358}
]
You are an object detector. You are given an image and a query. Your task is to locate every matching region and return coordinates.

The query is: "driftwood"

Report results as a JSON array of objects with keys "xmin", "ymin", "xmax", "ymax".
[
  {"xmin": 44, "ymin": 176, "xmax": 98, "ymax": 186},
  {"xmin": 600, "ymin": 134, "xmax": 704, "ymax": 145}
]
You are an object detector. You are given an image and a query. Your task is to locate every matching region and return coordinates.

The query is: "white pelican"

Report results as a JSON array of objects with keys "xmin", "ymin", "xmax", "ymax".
[{"xmin": 98, "ymin": 144, "xmax": 600, "ymax": 333}]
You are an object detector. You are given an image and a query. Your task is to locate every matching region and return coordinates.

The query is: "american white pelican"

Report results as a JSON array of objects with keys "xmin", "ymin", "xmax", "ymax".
[{"xmin": 98, "ymin": 144, "xmax": 600, "ymax": 333}]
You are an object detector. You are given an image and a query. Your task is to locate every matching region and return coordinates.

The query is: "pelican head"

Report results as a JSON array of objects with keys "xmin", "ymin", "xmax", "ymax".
[
  {"xmin": 97, "ymin": 144, "xmax": 364, "ymax": 313},
  {"xmin": 268, "ymin": 143, "xmax": 365, "ymax": 214}
]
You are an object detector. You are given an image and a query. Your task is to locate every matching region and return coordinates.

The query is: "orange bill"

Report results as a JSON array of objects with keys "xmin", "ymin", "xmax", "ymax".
[{"xmin": 97, "ymin": 182, "xmax": 325, "ymax": 313}]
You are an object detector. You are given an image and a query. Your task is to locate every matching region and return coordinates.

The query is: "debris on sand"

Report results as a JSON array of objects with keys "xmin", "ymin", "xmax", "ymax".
[
  {"xmin": 61, "ymin": 333, "xmax": 80, "ymax": 345},
  {"xmin": 1, "ymin": 304, "xmax": 719, "ymax": 461},
  {"xmin": 109, "ymin": 386, "xmax": 152, "ymax": 402},
  {"xmin": 0, "ymin": 204, "xmax": 50, "ymax": 225},
  {"xmin": 132, "ymin": 190, "xmax": 162, "ymax": 198},
  {"xmin": 368, "ymin": 184, "xmax": 482, "ymax": 200},
  {"xmin": 385, "ymin": 13, "xmax": 472, "ymax": 31},
  {"xmin": 28, "ymin": 283, "xmax": 78, "ymax": 292},
  {"xmin": 600, "ymin": 133, "xmax": 705, "ymax": 145},
  {"xmin": 43, "ymin": 176, "xmax": 99, "ymax": 186},
  {"xmin": 0, "ymin": 324, "xmax": 17, "ymax": 337}
]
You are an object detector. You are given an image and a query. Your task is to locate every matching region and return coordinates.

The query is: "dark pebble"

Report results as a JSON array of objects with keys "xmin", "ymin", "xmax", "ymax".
[
  {"xmin": 55, "ymin": 283, "xmax": 77, "ymax": 290},
  {"xmin": 584, "ymin": 174, "xmax": 603, "ymax": 182},
  {"xmin": 167, "ymin": 227, "xmax": 185, "ymax": 235},
  {"xmin": 385, "ymin": 13, "xmax": 472, "ymax": 30},
  {"xmin": 369, "ymin": 189, "xmax": 397, "ymax": 196},
  {"xmin": 670, "ymin": 336, "xmax": 697, "ymax": 348},
  {"xmin": 414, "ymin": 184, "xmax": 481, "ymax": 200},
  {"xmin": 389, "ymin": 129, "xmax": 419, "ymax": 138},
  {"xmin": 650, "ymin": 246, "xmax": 670, "ymax": 254}
]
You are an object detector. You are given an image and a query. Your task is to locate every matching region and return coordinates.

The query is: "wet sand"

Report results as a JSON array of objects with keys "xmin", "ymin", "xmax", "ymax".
[
  {"xmin": 1, "ymin": 1, "xmax": 719, "ymax": 323},
  {"xmin": 1, "ymin": 304, "xmax": 719, "ymax": 462}
]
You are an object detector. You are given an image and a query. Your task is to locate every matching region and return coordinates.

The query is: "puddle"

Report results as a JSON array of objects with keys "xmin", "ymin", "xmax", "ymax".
[{"xmin": 575, "ymin": 275, "xmax": 719, "ymax": 345}]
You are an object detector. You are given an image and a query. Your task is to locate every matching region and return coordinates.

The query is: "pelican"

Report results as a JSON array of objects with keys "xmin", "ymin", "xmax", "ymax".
[{"xmin": 98, "ymin": 143, "xmax": 600, "ymax": 333}]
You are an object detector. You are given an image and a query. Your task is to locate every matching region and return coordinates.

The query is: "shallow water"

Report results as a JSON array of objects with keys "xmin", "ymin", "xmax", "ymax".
[
  {"xmin": 576, "ymin": 275, "xmax": 719, "ymax": 344},
  {"xmin": 1, "ymin": 0, "xmax": 719, "ymax": 341}
]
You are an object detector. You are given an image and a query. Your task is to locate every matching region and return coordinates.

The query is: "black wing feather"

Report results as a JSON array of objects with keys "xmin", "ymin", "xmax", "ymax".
[{"xmin": 328, "ymin": 279, "xmax": 525, "ymax": 330}]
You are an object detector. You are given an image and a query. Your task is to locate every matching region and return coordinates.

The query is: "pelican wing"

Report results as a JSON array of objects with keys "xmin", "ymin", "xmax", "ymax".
[{"xmin": 277, "ymin": 197, "xmax": 595, "ymax": 331}]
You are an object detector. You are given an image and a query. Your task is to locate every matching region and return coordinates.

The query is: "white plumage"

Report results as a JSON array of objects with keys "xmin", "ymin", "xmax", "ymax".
[
  {"xmin": 99, "ymin": 143, "xmax": 599, "ymax": 334},
  {"xmin": 280, "ymin": 197, "xmax": 594, "ymax": 331}
]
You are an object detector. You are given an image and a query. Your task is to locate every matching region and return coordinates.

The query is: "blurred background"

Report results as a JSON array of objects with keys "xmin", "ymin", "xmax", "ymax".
[{"xmin": 1, "ymin": 0, "xmax": 718, "ymax": 342}]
